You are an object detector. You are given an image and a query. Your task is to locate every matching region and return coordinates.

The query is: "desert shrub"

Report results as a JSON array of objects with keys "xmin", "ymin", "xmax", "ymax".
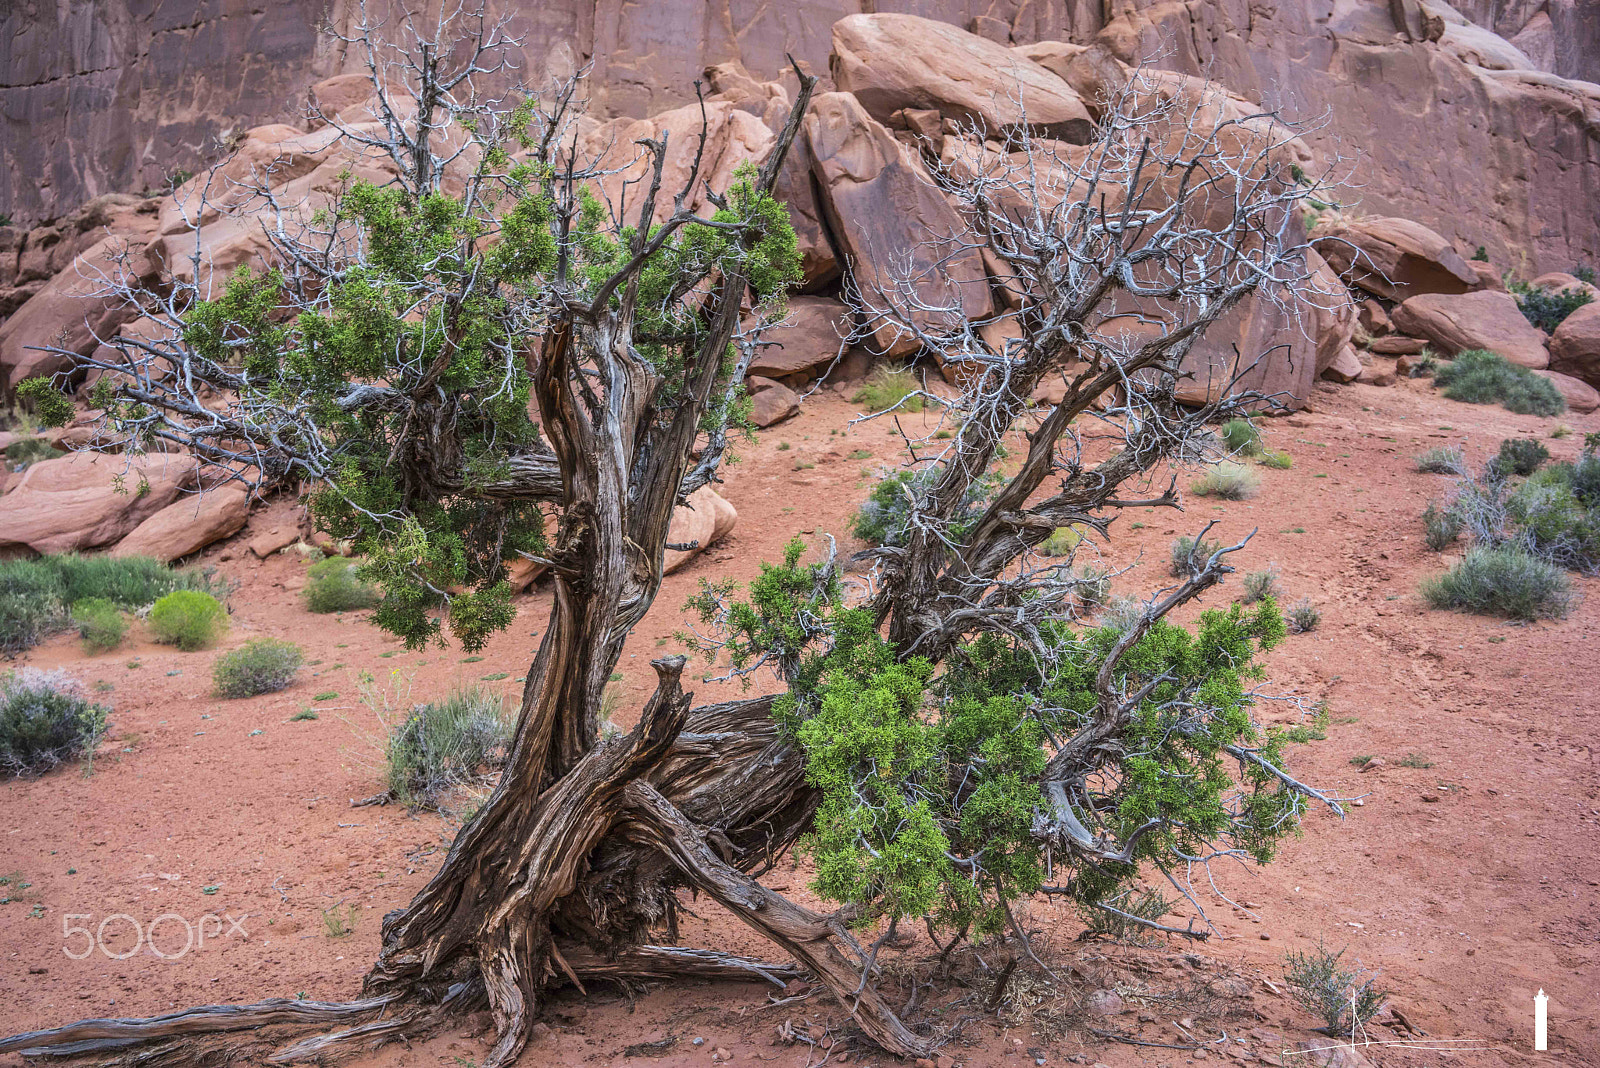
[
  {"xmin": 1471, "ymin": 245, "xmax": 1489, "ymax": 262},
  {"xmin": 0, "ymin": 669, "xmax": 110, "ymax": 776},
  {"xmin": 1494, "ymin": 437, "xmax": 1549, "ymax": 477},
  {"xmin": 852, "ymin": 364, "xmax": 925, "ymax": 413},
  {"xmin": 1284, "ymin": 941, "xmax": 1386, "ymax": 1035},
  {"xmin": 1285, "ymin": 599, "xmax": 1321, "ymax": 633},
  {"xmin": 1098, "ymin": 595, "xmax": 1144, "ymax": 633},
  {"xmin": 1078, "ymin": 888, "xmax": 1176, "ymax": 946},
  {"xmin": 1241, "ymin": 569, "xmax": 1281, "ymax": 604},
  {"xmin": 852, "ymin": 468, "xmax": 998, "ymax": 549},
  {"xmin": 0, "ymin": 565, "xmax": 68, "ymax": 655},
  {"xmin": 1414, "ymin": 446, "xmax": 1464, "ymax": 475},
  {"xmin": 304, "ymin": 556, "xmax": 381, "ymax": 613},
  {"xmin": 1421, "ymin": 547, "xmax": 1572, "ymax": 620},
  {"xmin": 1170, "ymin": 535, "xmax": 1223, "ymax": 576},
  {"xmin": 213, "ymin": 638, "xmax": 304, "ymax": 698},
  {"xmin": 1513, "ymin": 283, "xmax": 1593, "ymax": 334},
  {"xmin": 1422, "ymin": 501, "xmax": 1462, "ymax": 551},
  {"xmin": 4, "ymin": 437, "xmax": 58, "ymax": 467},
  {"xmin": 1257, "ymin": 450, "xmax": 1292, "ymax": 470},
  {"xmin": 71, "ymin": 598, "xmax": 127, "ymax": 653},
  {"xmin": 1219, "ymin": 417, "xmax": 1262, "ymax": 456},
  {"xmin": 385, "ymin": 686, "xmax": 512, "ymax": 809},
  {"xmin": 1040, "ymin": 526, "xmax": 1081, "ymax": 557},
  {"xmin": 1073, "ymin": 565, "xmax": 1111, "ymax": 609},
  {"xmin": 1506, "ymin": 471, "xmax": 1600, "ymax": 572},
  {"xmin": 1433, "ymin": 349, "xmax": 1566, "ymax": 416},
  {"xmin": 1191, "ymin": 462, "xmax": 1259, "ymax": 500},
  {"xmin": 1406, "ymin": 355, "xmax": 1439, "ymax": 378},
  {"xmin": 148, "ymin": 590, "xmax": 229, "ymax": 650},
  {"xmin": 1570, "ymin": 450, "xmax": 1600, "ymax": 506}
]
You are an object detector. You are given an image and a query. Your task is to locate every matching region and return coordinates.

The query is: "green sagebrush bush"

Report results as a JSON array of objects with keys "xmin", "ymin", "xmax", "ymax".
[
  {"xmin": 1414, "ymin": 446, "xmax": 1464, "ymax": 474},
  {"xmin": 1433, "ymin": 349, "xmax": 1565, "ymax": 417},
  {"xmin": 686, "ymin": 541, "xmax": 1297, "ymax": 934},
  {"xmin": 304, "ymin": 556, "xmax": 382, "ymax": 613},
  {"xmin": 213, "ymin": 638, "xmax": 304, "ymax": 698},
  {"xmin": 385, "ymin": 686, "xmax": 512, "ymax": 809},
  {"xmin": 72, "ymin": 598, "xmax": 127, "ymax": 653},
  {"xmin": 1284, "ymin": 940, "xmax": 1386, "ymax": 1035},
  {"xmin": 148, "ymin": 590, "xmax": 229, "ymax": 650},
  {"xmin": 0, "ymin": 669, "xmax": 110, "ymax": 775},
  {"xmin": 1421, "ymin": 547, "xmax": 1572, "ymax": 620},
  {"xmin": 1170, "ymin": 535, "xmax": 1223, "ymax": 576},
  {"xmin": 852, "ymin": 364, "xmax": 926, "ymax": 413},
  {"xmin": 1494, "ymin": 437, "xmax": 1550, "ymax": 477},
  {"xmin": 0, "ymin": 554, "xmax": 226, "ymax": 654},
  {"xmin": 1219, "ymin": 417, "xmax": 1262, "ymax": 456}
]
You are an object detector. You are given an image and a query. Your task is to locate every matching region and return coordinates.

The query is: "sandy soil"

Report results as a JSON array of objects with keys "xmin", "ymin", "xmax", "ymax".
[{"xmin": 2, "ymin": 375, "xmax": 1597, "ymax": 1068}]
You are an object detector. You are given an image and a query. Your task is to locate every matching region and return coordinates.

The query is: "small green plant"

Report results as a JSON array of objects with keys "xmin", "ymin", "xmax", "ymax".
[
  {"xmin": 848, "ymin": 449, "xmax": 873, "ymax": 460},
  {"xmin": 1078, "ymin": 887, "xmax": 1176, "ymax": 946},
  {"xmin": 0, "ymin": 669, "xmax": 111, "ymax": 776},
  {"xmin": 1257, "ymin": 450, "xmax": 1292, "ymax": 469},
  {"xmin": 384, "ymin": 686, "xmax": 512, "ymax": 810},
  {"xmin": 1170, "ymin": 535, "xmax": 1223, "ymax": 576},
  {"xmin": 1040, "ymin": 526, "xmax": 1081, "ymax": 557},
  {"xmin": 1348, "ymin": 755, "xmax": 1373, "ymax": 768},
  {"xmin": 1284, "ymin": 940, "xmax": 1386, "ymax": 1035},
  {"xmin": 852, "ymin": 364, "xmax": 925, "ymax": 413},
  {"xmin": 1422, "ymin": 501, "xmax": 1462, "ymax": 551},
  {"xmin": 1433, "ymin": 350, "xmax": 1566, "ymax": 417},
  {"xmin": 851, "ymin": 468, "xmax": 998, "ymax": 549},
  {"xmin": 71, "ymin": 598, "xmax": 127, "ymax": 653},
  {"xmin": 1073, "ymin": 565, "xmax": 1112, "ymax": 609},
  {"xmin": 1415, "ymin": 446, "xmax": 1464, "ymax": 475},
  {"xmin": 148, "ymin": 590, "xmax": 229, "ymax": 650},
  {"xmin": 1576, "ymin": 265, "xmax": 1597, "ymax": 284},
  {"xmin": 777, "ymin": 441, "xmax": 790, "ymax": 450},
  {"xmin": 1551, "ymin": 423, "xmax": 1573, "ymax": 439},
  {"xmin": 1396, "ymin": 752, "xmax": 1434, "ymax": 769},
  {"xmin": 314, "ymin": 691, "xmax": 339, "ymax": 701},
  {"xmin": 1191, "ymin": 462, "xmax": 1259, "ymax": 500},
  {"xmin": 1471, "ymin": 245, "xmax": 1489, "ymax": 262},
  {"xmin": 1285, "ymin": 599, "xmax": 1321, "ymax": 633},
  {"xmin": 1513, "ymin": 282, "xmax": 1593, "ymax": 334},
  {"xmin": 213, "ymin": 639, "xmax": 304, "ymax": 698},
  {"xmin": 1240, "ymin": 569, "xmax": 1281, "ymax": 604},
  {"xmin": 290, "ymin": 709, "xmax": 319, "ymax": 721},
  {"xmin": 304, "ymin": 556, "xmax": 381, "ymax": 614},
  {"xmin": 1494, "ymin": 437, "xmax": 1550, "ymax": 477},
  {"xmin": 321, "ymin": 903, "xmax": 357, "ymax": 938},
  {"xmin": 1219, "ymin": 418, "xmax": 1262, "ymax": 456},
  {"xmin": 1421, "ymin": 547, "xmax": 1572, "ymax": 620}
]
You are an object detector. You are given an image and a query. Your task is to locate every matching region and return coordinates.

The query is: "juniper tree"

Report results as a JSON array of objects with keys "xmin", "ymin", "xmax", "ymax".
[{"xmin": 4, "ymin": 10, "xmax": 1345, "ymax": 1065}]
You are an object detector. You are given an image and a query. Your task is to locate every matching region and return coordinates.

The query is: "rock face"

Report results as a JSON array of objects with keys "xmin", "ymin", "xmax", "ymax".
[
  {"xmin": 746, "ymin": 298, "xmax": 852, "ymax": 378},
  {"xmin": 1391, "ymin": 289, "xmax": 1551, "ymax": 368},
  {"xmin": 830, "ymin": 14, "xmax": 1093, "ymax": 142},
  {"xmin": 663, "ymin": 486, "xmax": 737, "ymax": 574},
  {"xmin": 1549, "ymin": 302, "xmax": 1600, "ymax": 386},
  {"xmin": 112, "ymin": 485, "xmax": 251, "ymax": 562},
  {"xmin": 1313, "ymin": 217, "xmax": 1481, "ymax": 302},
  {"xmin": 804, "ymin": 92, "xmax": 992, "ymax": 357},
  {"xmin": 7, "ymin": 0, "xmax": 1597, "ymax": 279},
  {"xmin": 0, "ymin": 452, "xmax": 196, "ymax": 556}
]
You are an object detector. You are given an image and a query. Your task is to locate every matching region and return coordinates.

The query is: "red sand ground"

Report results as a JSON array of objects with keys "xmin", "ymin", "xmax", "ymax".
[{"xmin": 3, "ymin": 376, "xmax": 1597, "ymax": 1068}]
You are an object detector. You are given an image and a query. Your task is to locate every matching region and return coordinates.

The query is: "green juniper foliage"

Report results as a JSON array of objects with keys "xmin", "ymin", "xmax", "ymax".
[
  {"xmin": 93, "ymin": 116, "xmax": 798, "ymax": 655},
  {"xmin": 689, "ymin": 546, "xmax": 1300, "ymax": 936}
]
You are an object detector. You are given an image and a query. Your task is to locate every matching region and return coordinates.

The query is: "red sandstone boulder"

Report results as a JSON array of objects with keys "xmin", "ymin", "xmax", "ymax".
[
  {"xmin": 1549, "ymin": 302, "xmax": 1600, "ymax": 387},
  {"xmin": 112, "ymin": 485, "xmax": 251, "ymax": 562},
  {"xmin": 746, "ymin": 298, "xmax": 851, "ymax": 378},
  {"xmin": 1313, "ymin": 217, "xmax": 1481, "ymax": 302},
  {"xmin": 0, "ymin": 452, "xmax": 196, "ymax": 555},
  {"xmin": 830, "ymin": 15, "xmax": 1093, "ymax": 143},
  {"xmin": 663, "ymin": 487, "xmax": 737, "ymax": 574},
  {"xmin": 1391, "ymin": 289, "xmax": 1550, "ymax": 368}
]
